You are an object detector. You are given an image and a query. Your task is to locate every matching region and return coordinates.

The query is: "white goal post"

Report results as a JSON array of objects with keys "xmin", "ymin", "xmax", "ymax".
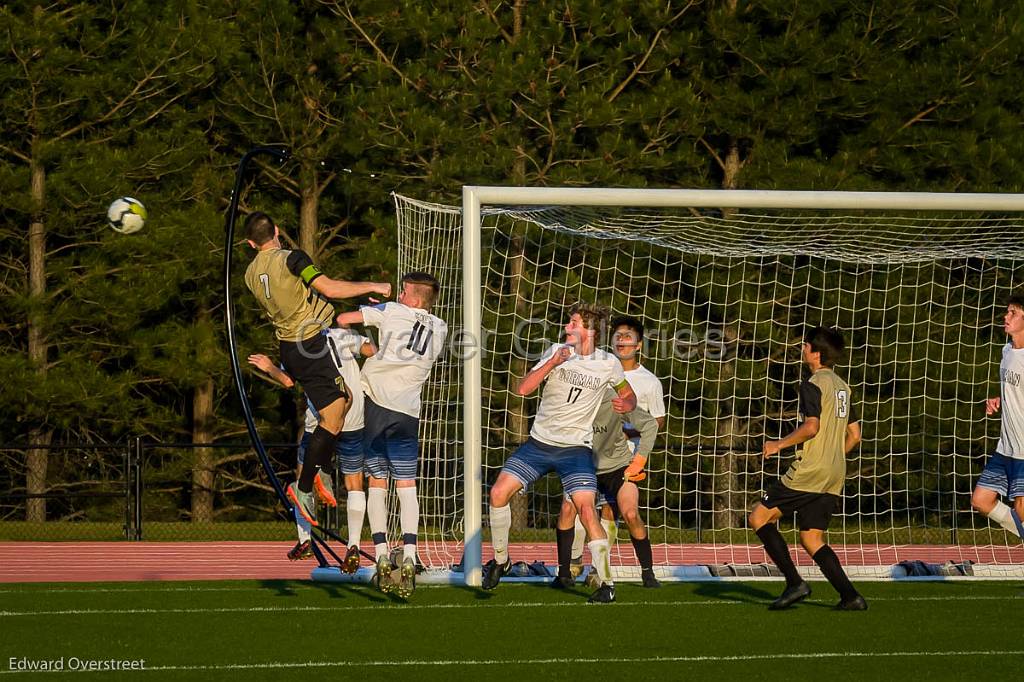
[{"xmin": 390, "ymin": 188, "xmax": 1024, "ymax": 587}]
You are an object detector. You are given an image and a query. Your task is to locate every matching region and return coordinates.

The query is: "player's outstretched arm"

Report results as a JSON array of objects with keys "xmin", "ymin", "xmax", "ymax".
[
  {"xmin": 247, "ymin": 354, "xmax": 295, "ymax": 389},
  {"xmin": 336, "ymin": 310, "xmax": 365, "ymax": 327},
  {"xmin": 313, "ymin": 277, "xmax": 391, "ymax": 301}
]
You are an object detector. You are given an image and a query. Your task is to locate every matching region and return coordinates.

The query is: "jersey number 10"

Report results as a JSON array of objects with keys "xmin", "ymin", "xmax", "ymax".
[{"xmin": 406, "ymin": 321, "xmax": 433, "ymax": 356}]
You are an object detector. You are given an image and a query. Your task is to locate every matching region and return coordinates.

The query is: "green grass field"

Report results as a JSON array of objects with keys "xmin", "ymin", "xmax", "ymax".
[{"xmin": 2, "ymin": 579, "xmax": 1022, "ymax": 680}]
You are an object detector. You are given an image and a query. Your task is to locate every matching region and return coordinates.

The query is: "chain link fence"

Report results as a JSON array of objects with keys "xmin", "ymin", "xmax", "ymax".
[{"xmin": 0, "ymin": 440, "xmax": 352, "ymax": 541}]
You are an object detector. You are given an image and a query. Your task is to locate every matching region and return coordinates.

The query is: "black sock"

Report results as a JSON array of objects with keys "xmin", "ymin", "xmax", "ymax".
[
  {"xmin": 812, "ymin": 545, "xmax": 858, "ymax": 601},
  {"xmin": 755, "ymin": 524, "xmax": 802, "ymax": 587},
  {"xmin": 556, "ymin": 528, "xmax": 574, "ymax": 577},
  {"xmin": 630, "ymin": 534, "xmax": 654, "ymax": 570},
  {"xmin": 298, "ymin": 425, "xmax": 337, "ymax": 492}
]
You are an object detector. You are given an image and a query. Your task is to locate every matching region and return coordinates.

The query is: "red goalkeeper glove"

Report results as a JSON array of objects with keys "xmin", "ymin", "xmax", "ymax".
[{"xmin": 624, "ymin": 455, "xmax": 647, "ymax": 482}]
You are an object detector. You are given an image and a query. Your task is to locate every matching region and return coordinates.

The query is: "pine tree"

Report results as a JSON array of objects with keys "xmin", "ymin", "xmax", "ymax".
[{"xmin": 0, "ymin": 1, "xmax": 223, "ymax": 521}]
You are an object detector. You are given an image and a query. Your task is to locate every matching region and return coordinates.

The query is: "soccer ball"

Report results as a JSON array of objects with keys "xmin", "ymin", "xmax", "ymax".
[{"xmin": 107, "ymin": 197, "xmax": 147, "ymax": 234}]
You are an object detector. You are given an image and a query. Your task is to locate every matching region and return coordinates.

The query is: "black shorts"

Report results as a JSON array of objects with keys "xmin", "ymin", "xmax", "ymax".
[
  {"xmin": 596, "ymin": 467, "xmax": 628, "ymax": 510},
  {"xmin": 279, "ymin": 333, "xmax": 349, "ymax": 411},
  {"xmin": 761, "ymin": 481, "xmax": 839, "ymax": 531}
]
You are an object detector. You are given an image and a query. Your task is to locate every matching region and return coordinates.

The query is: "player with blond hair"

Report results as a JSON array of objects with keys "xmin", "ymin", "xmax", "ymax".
[
  {"xmin": 336, "ymin": 272, "xmax": 448, "ymax": 598},
  {"xmin": 482, "ymin": 303, "xmax": 637, "ymax": 603}
]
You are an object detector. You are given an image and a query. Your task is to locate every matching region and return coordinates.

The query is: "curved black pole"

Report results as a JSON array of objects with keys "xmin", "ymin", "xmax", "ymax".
[
  {"xmin": 224, "ymin": 148, "xmax": 375, "ymax": 570},
  {"xmin": 223, "ymin": 146, "xmax": 290, "ymax": 507}
]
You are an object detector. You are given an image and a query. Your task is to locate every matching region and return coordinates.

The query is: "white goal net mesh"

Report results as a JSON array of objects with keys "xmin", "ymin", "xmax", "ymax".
[{"xmin": 395, "ymin": 192, "xmax": 1024, "ymax": 579}]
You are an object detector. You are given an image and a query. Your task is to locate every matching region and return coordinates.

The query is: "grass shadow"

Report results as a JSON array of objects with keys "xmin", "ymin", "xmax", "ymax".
[{"xmin": 692, "ymin": 581, "xmax": 777, "ymax": 605}]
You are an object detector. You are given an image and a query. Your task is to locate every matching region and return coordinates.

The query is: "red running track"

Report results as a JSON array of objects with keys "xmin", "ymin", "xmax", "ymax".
[{"xmin": 1, "ymin": 542, "xmax": 1021, "ymax": 583}]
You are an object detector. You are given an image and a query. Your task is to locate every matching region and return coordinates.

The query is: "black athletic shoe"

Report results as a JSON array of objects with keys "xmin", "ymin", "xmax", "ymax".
[
  {"xmin": 768, "ymin": 581, "xmax": 811, "ymax": 610},
  {"xmin": 286, "ymin": 540, "xmax": 313, "ymax": 561},
  {"xmin": 550, "ymin": 575, "xmax": 576, "ymax": 590},
  {"xmin": 341, "ymin": 545, "xmax": 361, "ymax": 574},
  {"xmin": 834, "ymin": 594, "xmax": 868, "ymax": 611},
  {"xmin": 587, "ymin": 584, "xmax": 616, "ymax": 604},
  {"xmin": 640, "ymin": 568, "xmax": 661, "ymax": 588},
  {"xmin": 482, "ymin": 558, "xmax": 511, "ymax": 590}
]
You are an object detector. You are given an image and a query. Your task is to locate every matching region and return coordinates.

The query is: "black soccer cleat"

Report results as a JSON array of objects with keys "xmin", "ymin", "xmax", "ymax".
[
  {"xmin": 482, "ymin": 558, "xmax": 511, "ymax": 590},
  {"xmin": 341, "ymin": 545, "xmax": 361, "ymax": 574},
  {"xmin": 587, "ymin": 583, "xmax": 616, "ymax": 604},
  {"xmin": 550, "ymin": 575, "xmax": 576, "ymax": 590},
  {"xmin": 834, "ymin": 594, "xmax": 868, "ymax": 611},
  {"xmin": 768, "ymin": 581, "xmax": 811, "ymax": 610},
  {"xmin": 640, "ymin": 568, "xmax": 661, "ymax": 588},
  {"xmin": 286, "ymin": 540, "xmax": 313, "ymax": 561}
]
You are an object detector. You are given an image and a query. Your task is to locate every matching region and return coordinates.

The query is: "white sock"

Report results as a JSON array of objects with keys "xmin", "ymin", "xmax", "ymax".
[
  {"xmin": 367, "ymin": 486, "xmax": 388, "ymax": 559},
  {"xmin": 601, "ymin": 516, "xmax": 617, "ymax": 550},
  {"xmin": 489, "ymin": 504, "xmax": 512, "ymax": 564},
  {"xmin": 294, "ymin": 506, "xmax": 311, "ymax": 544},
  {"xmin": 346, "ymin": 490, "xmax": 366, "ymax": 548},
  {"xmin": 571, "ymin": 515, "xmax": 586, "ymax": 562},
  {"xmin": 988, "ymin": 501, "xmax": 1022, "ymax": 538},
  {"xmin": 397, "ymin": 486, "xmax": 419, "ymax": 561},
  {"xmin": 588, "ymin": 538, "xmax": 613, "ymax": 587}
]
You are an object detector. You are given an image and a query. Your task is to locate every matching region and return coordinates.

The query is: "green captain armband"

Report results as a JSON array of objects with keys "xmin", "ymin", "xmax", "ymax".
[
  {"xmin": 299, "ymin": 264, "xmax": 322, "ymax": 285},
  {"xmin": 613, "ymin": 379, "xmax": 630, "ymax": 392},
  {"xmin": 286, "ymin": 250, "xmax": 323, "ymax": 286}
]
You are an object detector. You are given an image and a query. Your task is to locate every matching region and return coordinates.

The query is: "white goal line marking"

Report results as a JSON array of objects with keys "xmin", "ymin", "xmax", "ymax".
[
  {"xmin": 2, "ymin": 650, "xmax": 1018, "ymax": 674},
  {"xmin": 1, "ymin": 594, "xmax": 1020, "ymax": 618}
]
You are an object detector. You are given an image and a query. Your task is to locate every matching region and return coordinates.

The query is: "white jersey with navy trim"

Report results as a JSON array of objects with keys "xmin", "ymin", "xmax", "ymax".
[
  {"xmin": 359, "ymin": 301, "xmax": 448, "ymax": 418},
  {"xmin": 303, "ymin": 328, "xmax": 369, "ymax": 433},
  {"xmin": 996, "ymin": 342, "xmax": 1024, "ymax": 459},
  {"xmin": 530, "ymin": 344, "xmax": 627, "ymax": 448}
]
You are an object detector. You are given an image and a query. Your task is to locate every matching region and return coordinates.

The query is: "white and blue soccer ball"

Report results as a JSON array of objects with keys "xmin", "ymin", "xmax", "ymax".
[{"xmin": 107, "ymin": 196, "xmax": 147, "ymax": 234}]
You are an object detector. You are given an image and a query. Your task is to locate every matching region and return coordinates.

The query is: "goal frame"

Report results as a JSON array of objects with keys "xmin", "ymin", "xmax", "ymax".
[{"xmin": 461, "ymin": 186, "xmax": 1024, "ymax": 587}]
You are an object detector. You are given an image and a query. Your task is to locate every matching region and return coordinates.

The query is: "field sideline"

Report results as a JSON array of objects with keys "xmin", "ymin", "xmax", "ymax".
[{"xmin": 2, "ymin": 579, "xmax": 1022, "ymax": 680}]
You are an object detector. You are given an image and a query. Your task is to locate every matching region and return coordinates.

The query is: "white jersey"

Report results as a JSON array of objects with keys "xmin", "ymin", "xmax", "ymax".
[
  {"xmin": 996, "ymin": 342, "xmax": 1024, "ymax": 459},
  {"xmin": 624, "ymin": 365, "xmax": 666, "ymax": 419},
  {"xmin": 359, "ymin": 302, "xmax": 448, "ymax": 418},
  {"xmin": 529, "ymin": 344, "xmax": 627, "ymax": 448},
  {"xmin": 303, "ymin": 328, "xmax": 369, "ymax": 433}
]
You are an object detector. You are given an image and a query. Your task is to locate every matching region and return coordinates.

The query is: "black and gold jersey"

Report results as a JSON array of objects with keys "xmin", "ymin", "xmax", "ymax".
[
  {"xmin": 782, "ymin": 368, "xmax": 857, "ymax": 496},
  {"xmin": 244, "ymin": 248, "xmax": 334, "ymax": 342}
]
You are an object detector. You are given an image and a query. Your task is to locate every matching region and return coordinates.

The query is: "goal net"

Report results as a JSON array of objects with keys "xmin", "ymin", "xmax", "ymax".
[{"xmin": 394, "ymin": 188, "xmax": 1024, "ymax": 583}]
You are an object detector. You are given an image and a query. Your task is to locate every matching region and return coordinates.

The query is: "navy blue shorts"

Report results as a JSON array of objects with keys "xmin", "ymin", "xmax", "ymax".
[
  {"xmin": 363, "ymin": 398, "xmax": 419, "ymax": 481},
  {"xmin": 977, "ymin": 452, "xmax": 1024, "ymax": 500},
  {"xmin": 297, "ymin": 429, "xmax": 363, "ymax": 475},
  {"xmin": 501, "ymin": 437, "xmax": 596, "ymax": 496}
]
